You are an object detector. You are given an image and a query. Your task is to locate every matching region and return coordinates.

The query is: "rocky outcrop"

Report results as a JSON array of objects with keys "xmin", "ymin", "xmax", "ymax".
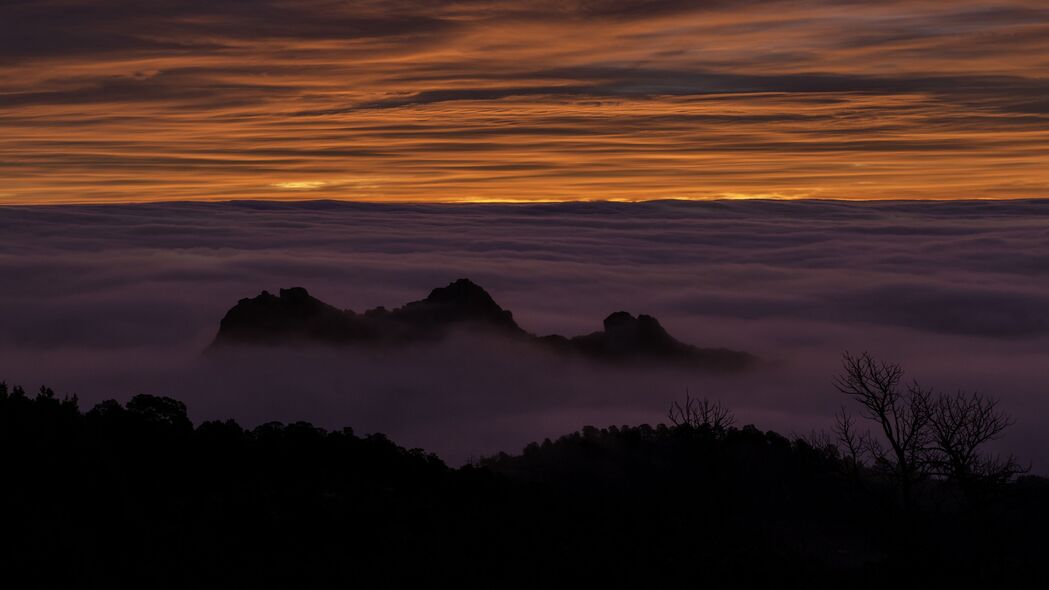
[{"xmin": 212, "ymin": 279, "xmax": 755, "ymax": 370}]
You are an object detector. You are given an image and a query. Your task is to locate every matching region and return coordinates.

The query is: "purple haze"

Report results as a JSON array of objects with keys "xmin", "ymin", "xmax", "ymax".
[{"xmin": 1, "ymin": 200, "xmax": 1047, "ymax": 467}]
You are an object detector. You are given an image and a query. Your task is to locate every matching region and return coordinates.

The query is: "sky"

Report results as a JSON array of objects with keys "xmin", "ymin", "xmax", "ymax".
[
  {"xmin": 2, "ymin": 0, "xmax": 1048, "ymax": 204},
  {"xmin": 1, "ymin": 200, "xmax": 1046, "ymax": 468}
]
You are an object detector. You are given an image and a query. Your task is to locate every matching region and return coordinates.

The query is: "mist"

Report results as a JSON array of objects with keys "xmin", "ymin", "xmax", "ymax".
[{"xmin": 1, "ymin": 200, "xmax": 1047, "ymax": 467}]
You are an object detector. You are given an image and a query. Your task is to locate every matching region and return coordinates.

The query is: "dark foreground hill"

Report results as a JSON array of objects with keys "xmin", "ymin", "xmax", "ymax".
[
  {"xmin": 211, "ymin": 278, "xmax": 755, "ymax": 370},
  {"xmin": 2, "ymin": 382, "xmax": 1045, "ymax": 588}
]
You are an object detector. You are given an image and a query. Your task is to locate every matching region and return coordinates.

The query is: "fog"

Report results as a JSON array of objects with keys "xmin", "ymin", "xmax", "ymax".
[{"xmin": 1, "ymin": 200, "xmax": 1047, "ymax": 467}]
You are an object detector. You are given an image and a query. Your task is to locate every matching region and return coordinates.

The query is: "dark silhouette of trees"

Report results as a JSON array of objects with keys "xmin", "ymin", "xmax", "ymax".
[
  {"xmin": 1, "ymin": 375, "xmax": 1043, "ymax": 587},
  {"xmin": 834, "ymin": 351, "xmax": 933, "ymax": 507},
  {"xmin": 831, "ymin": 405, "xmax": 867, "ymax": 480},
  {"xmin": 125, "ymin": 394, "xmax": 193, "ymax": 432},
  {"xmin": 927, "ymin": 391, "xmax": 1024, "ymax": 493},
  {"xmin": 667, "ymin": 391, "xmax": 735, "ymax": 432},
  {"xmin": 834, "ymin": 352, "xmax": 1025, "ymax": 508}
]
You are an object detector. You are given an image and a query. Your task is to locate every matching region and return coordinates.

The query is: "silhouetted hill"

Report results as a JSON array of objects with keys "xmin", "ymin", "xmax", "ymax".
[
  {"xmin": 393, "ymin": 278, "xmax": 522, "ymax": 333},
  {"xmin": 2, "ymin": 381, "xmax": 1045, "ymax": 587},
  {"xmin": 216, "ymin": 287, "xmax": 375, "ymax": 344},
  {"xmin": 213, "ymin": 279, "xmax": 755, "ymax": 370},
  {"xmin": 542, "ymin": 310, "xmax": 753, "ymax": 369},
  {"xmin": 215, "ymin": 279, "xmax": 524, "ymax": 346}
]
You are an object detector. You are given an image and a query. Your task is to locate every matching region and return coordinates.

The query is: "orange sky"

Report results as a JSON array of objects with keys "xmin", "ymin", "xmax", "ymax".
[{"xmin": 2, "ymin": 0, "xmax": 1048, "ymax": 204}]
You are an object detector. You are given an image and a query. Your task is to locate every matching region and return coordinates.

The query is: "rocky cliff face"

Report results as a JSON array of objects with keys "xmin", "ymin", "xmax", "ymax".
[
  {"xmin": 214, "ymin": 279, "xmax": 525, "ymax": 346},
  {"xmin": 212, "ymin": 279, "xmax": 755, "ymax": 370}
]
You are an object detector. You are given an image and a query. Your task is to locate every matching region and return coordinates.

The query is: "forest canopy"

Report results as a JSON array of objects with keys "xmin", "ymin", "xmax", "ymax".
[{"xmin": 1, "ymin": 359, "xmax": 1045, "ymax": 587}]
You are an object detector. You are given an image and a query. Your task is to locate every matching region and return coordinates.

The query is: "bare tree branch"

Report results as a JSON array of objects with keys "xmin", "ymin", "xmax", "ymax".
[
  {"xmin": 832, "ymin": 405, "xmax": 872, "ymax": 479},
  {"xmin": 834, "ymin": 351, "xmax": 1023, "ymax": 508},
  {"xmin": 927, "ymin": 391, "xmax": 1027, "ymax": 487},
  {"xmin": 668, "ymin": 390, "xmax": 734, "ymax": 432},
  {"xmin": 834, "ymin": 352, "xmax": 932, "ymax": 508}
]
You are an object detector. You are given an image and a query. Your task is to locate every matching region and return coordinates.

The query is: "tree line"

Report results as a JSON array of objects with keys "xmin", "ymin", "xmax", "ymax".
[{"xmin": 0, "ymin": 353, "xmax": 1045, "ymax": 587}]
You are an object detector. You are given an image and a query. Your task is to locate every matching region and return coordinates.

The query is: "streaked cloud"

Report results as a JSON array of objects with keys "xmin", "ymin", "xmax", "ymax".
[
  {"xmin": 1, "ymin": 0, "xmax": 1047, "ymax": 203},
  {"xmin": 272, "ymin": 181, "xmax": 327, "ymax": 190}
]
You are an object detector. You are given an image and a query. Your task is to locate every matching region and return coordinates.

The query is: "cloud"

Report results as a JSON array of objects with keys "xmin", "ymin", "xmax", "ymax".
[
  {"xmin": 1, "ymin": 0, "xmax": 1047, "ymax": 203},
  {"xmin": 1, "ymin": 200, "xmax": 1048, "ymax": 470}
]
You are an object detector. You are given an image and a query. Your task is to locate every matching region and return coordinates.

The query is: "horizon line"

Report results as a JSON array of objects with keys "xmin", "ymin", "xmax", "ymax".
[{"xmin": 4, "ymin": 196, "xmax": 1049, "ymax": 208}]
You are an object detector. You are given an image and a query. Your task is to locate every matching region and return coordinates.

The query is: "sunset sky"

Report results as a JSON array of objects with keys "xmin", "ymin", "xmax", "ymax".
[{"xmin": 3, "ymin": 0, "xmax": 1048, "ymax": 204}]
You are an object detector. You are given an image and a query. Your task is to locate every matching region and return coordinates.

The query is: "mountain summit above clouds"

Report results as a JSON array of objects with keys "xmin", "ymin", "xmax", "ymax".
[{"xmin": 212, "ymin": 278, "xmax": 754, "ymax": 370}]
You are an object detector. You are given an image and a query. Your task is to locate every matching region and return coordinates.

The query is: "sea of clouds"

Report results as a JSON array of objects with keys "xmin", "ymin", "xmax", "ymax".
[{"xmin": 1, "ymin": 200, "xmax": 1047, "ymax": 467}]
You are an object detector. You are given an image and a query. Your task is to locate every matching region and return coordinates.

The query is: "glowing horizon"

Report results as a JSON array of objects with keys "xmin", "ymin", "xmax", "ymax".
[{"xmin": 3, "ymin": 0, "xmax": 1048, "ymax": 204}]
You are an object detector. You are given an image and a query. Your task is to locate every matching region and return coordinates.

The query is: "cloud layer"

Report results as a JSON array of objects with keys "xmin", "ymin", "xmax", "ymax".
[
  {"xmin": 2, "ymin": 0, "xmax": 1048, "ymax": 203},
  {"xmin": 1, "ymin": 200, "xmax": 1047, "ymax": 468}
]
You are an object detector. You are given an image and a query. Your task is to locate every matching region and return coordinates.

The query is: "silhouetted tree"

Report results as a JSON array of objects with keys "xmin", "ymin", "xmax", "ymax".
[
  {"xmin": 927, "ymin": 391, "xmax": 1025, "ymax": 494},
  {"xmin": 832, "ymin": 406, "xmax": 868, "ymax": 481},
  {"xmin": 835, "ymin": 352, "xmax": 1022, "ymax": 508},
  {"xmin": 2, "ymin": 376, "xmax": 1044, "ymax": 587},
  {"xmin": 667, "ymin": 391, "xmax": 734, "ymax": 432},
  {"xmin": 127, "ymin": 394, "xmax": 190, "ymax": 426},
  {"xmin": 834, "ymin": 352, "xmax": 933, "ymax": 508}
]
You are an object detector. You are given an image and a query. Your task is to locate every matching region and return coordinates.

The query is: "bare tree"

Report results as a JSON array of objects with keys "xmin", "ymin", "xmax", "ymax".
[
  {"xmin": 668, "ymin": 391, "xmax": 734, "ymax": 432},
  {"xmin": 834, "ymin": 352, "xmax": 933, "ymax": 508},
  {"xmin": 834, "ymin": 352, "xmax": 1023, "ymax": 508},
  {"xmin": 928, "ymin": 391, "xmax": 1025, "ymax": 489},
  {"xmin": 832, "ymin": 406, "xmax": 870, "ymax": 479},
  {"xmin": 799, "ymin": 428, "xmax": 835, "ymax": 453}
]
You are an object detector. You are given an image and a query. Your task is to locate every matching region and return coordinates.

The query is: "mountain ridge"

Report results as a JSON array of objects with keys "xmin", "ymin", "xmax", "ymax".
[{"xmin": 212, "ymin": 279, "xmax": 755, "ymax": 371}]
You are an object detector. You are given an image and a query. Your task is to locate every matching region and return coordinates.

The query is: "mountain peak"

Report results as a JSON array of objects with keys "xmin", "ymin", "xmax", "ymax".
[
  {"xmin": 603, "ymin": 311, "xmax": 637, "ymax": 332},
  {"xmin": 278, "ymin": 287, "xmax": 311, "ymax": 301},
  {"xmin": 397, "ymin": 278, "xmax": 520, "ymax": 333},
  {"xmin": 211, "ymin": 279, "xmax": 754, "ymax": 370},
  {"xmin": 424, "ymin": 278, "xmax": 498, "ymax": 307},
  {"xmin": 603, "ymin": 312, "xmax": 671, "ymax": 338},
  {"xmin": 216, "ymin": 286, "xmax": 360, "ymax": 345}
]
